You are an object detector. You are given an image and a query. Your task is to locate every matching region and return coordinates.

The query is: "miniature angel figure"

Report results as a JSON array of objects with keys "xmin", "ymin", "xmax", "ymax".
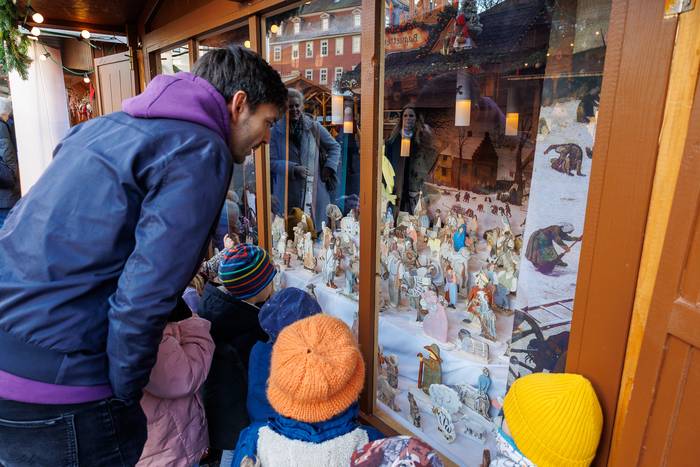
[
  {"xmin": 322, "ymin": 238, "xmax": 339, "ymax": 288},
  {"xmin": 271, "ymin": 215, "xmax": 285, "ymax": 247},
  {"xmin": 444, "ymin": 265, "xmax": 458, "ymax": 308},
  {"xmin": 303, "ymin": 232, "xmax": 316, "ymax": 271},
  {"xmin": 433, "ymin": 208, "xmax": 443, "ymax": 232}
]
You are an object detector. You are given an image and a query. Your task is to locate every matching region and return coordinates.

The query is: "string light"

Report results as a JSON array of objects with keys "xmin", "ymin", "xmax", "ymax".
[
  {"xmin": 32, "ymin": 12, "xmax": 44, "ymax": 23},
  {"xmin": 28, "ymin": 35, "xmax": 38, "ymax": 41},
  {"xmin": 30, "ymin": 26, "xmax": 41, "ymax": 36},
  {"xmin": 270, "ymin": 24, "xmax": 279, "ymax": 34},
  {"xmin": 81, "ymin": 29, "xmax": 91, "ymax": 39},
  {"xmin": 83, "ymin": 74, "xmax": 91, "ymax": 83},
  {"xmin": 244, "ymin": 40, "xmax": 251, "ymax": 48}
]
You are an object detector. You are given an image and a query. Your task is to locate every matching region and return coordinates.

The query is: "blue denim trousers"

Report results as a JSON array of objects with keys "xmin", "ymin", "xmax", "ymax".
[{"xmin": 0, "ymin": 397, "xmax": 147, "ymax": 467}]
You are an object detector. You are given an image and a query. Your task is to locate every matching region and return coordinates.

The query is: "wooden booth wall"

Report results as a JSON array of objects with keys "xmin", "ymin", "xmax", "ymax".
[{"xmin": 136, "ymin": 0, "xmax": 691, "ymax": 464}]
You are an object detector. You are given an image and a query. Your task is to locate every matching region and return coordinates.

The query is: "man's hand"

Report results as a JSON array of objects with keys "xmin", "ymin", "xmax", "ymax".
[{"xmin": 294, "ymin": 165, "xmax": 309, "ymax": 179}]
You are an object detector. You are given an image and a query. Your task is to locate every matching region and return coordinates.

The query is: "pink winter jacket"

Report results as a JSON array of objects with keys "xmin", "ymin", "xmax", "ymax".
[{"xmin": 137, "ymin": 315, "xmax": 215, "ymax": 467}]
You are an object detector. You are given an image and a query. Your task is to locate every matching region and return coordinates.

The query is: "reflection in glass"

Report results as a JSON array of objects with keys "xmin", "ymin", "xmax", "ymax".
[
  {"xmin": 375, "ymin": 0, "xmax": 610, "ymax": 463},
  {"xmin": 198, "ymin": 26, "xmax": 251, "ymax": 56},
  {"xmin": 160, "ymin": 44, "xmax": 190, "ymax": 74},
  {"xmin": 263, "ymin": 2, "xmax": 363, "ymax": 327}
]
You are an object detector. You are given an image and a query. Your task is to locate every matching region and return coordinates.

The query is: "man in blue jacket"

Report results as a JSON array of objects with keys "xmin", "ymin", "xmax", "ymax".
[{"xmin": 0, "ymin": 46, "xmax": 286, "ymax": 466}]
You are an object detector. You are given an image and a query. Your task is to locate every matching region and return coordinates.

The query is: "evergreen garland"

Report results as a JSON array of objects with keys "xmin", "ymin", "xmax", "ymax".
[{"xmin": 0, "ymin": 0, "xmax": 32, "ymax": 79}]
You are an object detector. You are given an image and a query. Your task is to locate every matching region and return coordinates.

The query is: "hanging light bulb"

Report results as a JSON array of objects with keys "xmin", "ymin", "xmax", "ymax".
[
  {"xmin": 32, "ymin": 11, "xmax": 44, "ymax": 23},
  {"xmin": 244, "ymin": 40, "xmax": 251, "ymax": 48},
  {"xmin": 270, "ymin": 24, "xmax": 279, "ymax": 34},
  {"xmin": 81, "ymin": 29, "xmax": 91, "ymax": 39},
  {"xmin": 83, "ymin": 74, "xmax": 91, "ymax": 84},
  {"xmin": 455, "ymin": 71, "xmax": 471, "ymax": 127},
  {"xmin": 30, "ymin": 26, "xmax": 41, "ymax": 36},
  {"xmin": 505, "ymin": 87, "xmax": 519, "ymax": 136},
  {"xmin": 39, "ymin": 53, "xmax": 47, "ymax": 61}
]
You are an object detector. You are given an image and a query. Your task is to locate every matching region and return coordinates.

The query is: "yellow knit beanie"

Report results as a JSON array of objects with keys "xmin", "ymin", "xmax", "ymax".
[
  {"xmin": 267, "ymin": 314, "xmax": 365, "ymax": 423},
  {"xmin": 503, "ymin": 373, "xmax": 603, "ymax": 467}
]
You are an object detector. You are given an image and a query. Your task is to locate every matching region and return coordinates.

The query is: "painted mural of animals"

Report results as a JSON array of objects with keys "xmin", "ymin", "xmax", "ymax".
[
  {"xmin": 490, "ymin": 205, "xmax": 498, "ymax": 215},
  {"xmin": 545, "ymin": 143, "xmax": 585, "ymax": 176},
  {"xmin": 477, "ymin": 204, "xmax": 484, "ymax": 213}
]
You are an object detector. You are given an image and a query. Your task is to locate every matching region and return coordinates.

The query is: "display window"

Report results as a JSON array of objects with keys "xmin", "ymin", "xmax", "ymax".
[
  {"xmin": 159, "ymin": 43, "xmax": 190, "ymax": 74},
  {"xmin": 372, "ymin": 0, "xmax": 611, "ymax": 463},
  {"xmin": 262, "ymin": 1, "xmax": 363, "ymax": 320}
]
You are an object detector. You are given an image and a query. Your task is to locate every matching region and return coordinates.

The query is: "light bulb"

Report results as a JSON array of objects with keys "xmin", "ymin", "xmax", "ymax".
[
  {"xmin": 83, "ymin": 75, "xmax": 91, "ymax": 83},
  {"xmin": 244, "ymin": 40, "xmax": 251, "ymax": 48},
  {"xmin": 39, "ymin": 53, "xmax": 47, "ymax": 61},
  {"xmin": 32, "ymin": 12, "xmax": 44, "ymax": 23},
  {"xmin": 81, "ymin": 29, "xmax": 91, "ymax": 39},
  {"xmin": 270, "ymin": 24, "xmax": 279, "ymax": 34},
  {"xmin": 30, "ymin": 26, "xmax": 41, "ymax": 36}
]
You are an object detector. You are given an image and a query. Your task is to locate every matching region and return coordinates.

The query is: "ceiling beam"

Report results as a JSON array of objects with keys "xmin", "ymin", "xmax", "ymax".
[{"xmin": 27, "ymin": 18, "xmax": 126, "ymax": 35}]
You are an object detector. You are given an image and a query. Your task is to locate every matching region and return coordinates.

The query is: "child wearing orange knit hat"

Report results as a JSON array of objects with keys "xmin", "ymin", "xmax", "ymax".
[
  {"xmin": 229, "ymin": 314, "xmax": 383, "ymax": 467},
  {"xmin": 491, "ymin": 373, "xmax": 604, "ymax": 467}
]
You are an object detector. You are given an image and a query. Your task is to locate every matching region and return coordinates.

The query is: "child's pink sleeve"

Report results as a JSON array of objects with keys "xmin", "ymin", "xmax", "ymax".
[{"xmin": 144, "ymin": 316, "xmax": 215, "ymax": 399}]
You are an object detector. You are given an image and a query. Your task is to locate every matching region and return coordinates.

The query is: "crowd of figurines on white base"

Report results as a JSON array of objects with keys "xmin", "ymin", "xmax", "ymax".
[
  {"xmin": 377, "ymin": 345, "xmax": 493, "ymax": 446},
  {"xmin": 270, "ymin": 204, "xmax": 361, "ymax": 300}
]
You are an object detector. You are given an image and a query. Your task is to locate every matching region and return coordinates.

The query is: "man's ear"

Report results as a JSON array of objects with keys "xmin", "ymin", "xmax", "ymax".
[{"xmin": 229, "ymin": 90, "xmax": 248, "ymax": 125}]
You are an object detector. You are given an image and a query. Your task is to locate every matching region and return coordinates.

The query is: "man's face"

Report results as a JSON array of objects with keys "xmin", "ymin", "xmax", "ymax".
[
  {"xmin": 229, "ymin": 91, "xmax": 279, "ymax": 164},
  {"xmin": 288, "ymin": 95, "xmax": 302, "ymax": 122}
]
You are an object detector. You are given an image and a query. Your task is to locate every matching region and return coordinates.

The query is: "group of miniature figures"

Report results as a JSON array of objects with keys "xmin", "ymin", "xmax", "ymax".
[
  {"xmin": 270, "ymin": 204, "xmax": 361, "ymax": 300},
  {"xmin": 377, "ymin": 346, "xmax": 493, "ymax": 446},
  {"xmin": 379, "ymin": 190, "xmax": 522, "ymax": 347}
]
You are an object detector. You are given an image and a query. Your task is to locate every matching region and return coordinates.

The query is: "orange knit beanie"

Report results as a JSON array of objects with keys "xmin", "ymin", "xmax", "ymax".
[{"xmin": 267, "ymin": 314, "xmax": 365, "ymax": 423}]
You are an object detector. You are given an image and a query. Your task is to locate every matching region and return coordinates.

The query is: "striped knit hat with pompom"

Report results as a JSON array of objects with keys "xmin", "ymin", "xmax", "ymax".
[{"xmin": 218, "ymin": 244, "xmax": 276, "ymax": 299}]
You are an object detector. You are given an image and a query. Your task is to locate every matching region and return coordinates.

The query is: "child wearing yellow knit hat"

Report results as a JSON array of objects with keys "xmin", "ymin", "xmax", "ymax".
[
  {"xmin": 229, "ymin": 314, "xmax": 383, "ymax": 467},
  {"xmin": 491, "ymin": 373, "xmax": 603, "ymax": 467}
]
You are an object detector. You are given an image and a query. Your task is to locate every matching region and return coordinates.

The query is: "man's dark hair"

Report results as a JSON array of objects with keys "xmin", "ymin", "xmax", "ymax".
[{"xmin": 193, "ymin": 45, "xmax": 287, "ymax": 114}]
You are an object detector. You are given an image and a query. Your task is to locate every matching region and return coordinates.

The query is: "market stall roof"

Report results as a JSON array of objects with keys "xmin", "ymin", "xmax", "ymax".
[{"xmin": 19, "ymin": 0, "xmax": 147, "ymax": 34}]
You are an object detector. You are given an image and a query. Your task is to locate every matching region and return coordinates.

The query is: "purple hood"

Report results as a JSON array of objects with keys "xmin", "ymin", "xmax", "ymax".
[{"xmin": 123, "ymin": 72, "xmax": 230, "ymax": 145}]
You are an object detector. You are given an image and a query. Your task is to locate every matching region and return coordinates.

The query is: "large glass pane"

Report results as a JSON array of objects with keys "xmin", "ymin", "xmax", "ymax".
[
  {"xmin": 160, "ymin": 44, "xmax": 190, "ymax": 74},
  {"xmin": 375, "ymin": 0, "xmax": 610, "ymax": 462},
  {"xmin": 195, "ymin": 26, "xmax": 258, "ymax": 248},
  {"xmin": 198, "ymin": 25, "xmax": 251, "ymax": 56},
  {"xmin": 263, "ymin": 2, "xmax": 363, "ymax": 328}
]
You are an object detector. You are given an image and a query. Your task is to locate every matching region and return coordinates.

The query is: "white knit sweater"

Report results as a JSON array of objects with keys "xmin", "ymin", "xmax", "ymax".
[{"xmin": 256, "ymin": 426, "xmax": 369, "ymax": 467}]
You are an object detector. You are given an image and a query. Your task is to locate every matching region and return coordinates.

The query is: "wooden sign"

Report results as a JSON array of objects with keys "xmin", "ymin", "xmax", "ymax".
[{"xmin": 385, "ymin": 28, "xmax": 429, "ymax": 53}]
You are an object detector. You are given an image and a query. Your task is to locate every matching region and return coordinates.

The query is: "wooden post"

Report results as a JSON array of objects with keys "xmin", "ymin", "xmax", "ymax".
[
  {"xmin": 126, "ymin": 24, "xmax": 141, "ymax": 95},
  {"xmin": 358, "ymin": 0, "xmax": 384, "ymax": 416}
]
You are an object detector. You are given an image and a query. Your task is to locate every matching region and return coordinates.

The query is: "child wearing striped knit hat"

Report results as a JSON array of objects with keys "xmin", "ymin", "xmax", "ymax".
[{"xmin": 198, "ymin": 244, "xmax": 277, "ymax": 465}]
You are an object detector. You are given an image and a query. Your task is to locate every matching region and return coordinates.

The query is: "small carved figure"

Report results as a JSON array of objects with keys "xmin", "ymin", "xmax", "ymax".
[
  {"xmin": 385, "ymin": 354, "xmax": 399, "ymax": 389},
  {"xmin": 377, "ymin": 374, "xmax": 400, "ymax": 412},
  {"xmin": 463, "ymin": 191, "xmax": 470, "ymax": 203},
  {"xmin": 477, "ymin": 204, "xmax": 484, "ymax": 213},
  {"xmin": 326, "ymin": 204, "xmax": 342, "ymax": 231},
  {"xmin": 432, "ymin": 405, "xmax": 456, "ymax": 443},
  {"xmin": 429, "ymin": 384, "xmax": 462, "ymax": 414},
  {"xmin": 408, "ymin": 392, "xmax": 421, "ymax": 428},
  {"xmin": 546, "ymin": 143, "xmax": 585, "ymax": 176},
  {"xmin": 417, "ymin": 344, "xmax": 442, "ymax": 394}
]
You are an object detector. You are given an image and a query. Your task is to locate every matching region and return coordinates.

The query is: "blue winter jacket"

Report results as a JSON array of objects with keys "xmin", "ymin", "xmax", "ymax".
[
  {"xmin": 0, "ymin": 72, "xmax": 232, "ymax": 401},
  {"xmin": 231, "ymin": 403, "xmax": 384, "ymax": 467}
]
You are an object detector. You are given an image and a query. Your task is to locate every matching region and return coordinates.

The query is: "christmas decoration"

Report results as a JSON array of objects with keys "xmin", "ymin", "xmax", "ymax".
[{"xmin": 0, "ymin": 0, "xmax": 32, "ymax": 79}]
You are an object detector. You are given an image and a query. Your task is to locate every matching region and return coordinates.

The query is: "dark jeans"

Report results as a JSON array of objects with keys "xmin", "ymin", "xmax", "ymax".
[{"xmin": 0, "ymin": 397, "xmax": 147, "ymax": 467}]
